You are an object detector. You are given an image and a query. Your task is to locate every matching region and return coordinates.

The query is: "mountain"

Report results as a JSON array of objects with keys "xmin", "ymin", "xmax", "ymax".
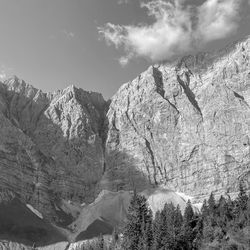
[
  {"xmin": 0, "ymin": 36, "xmax": 250, "ymax": 247},
  {"xmin": 105, "ymin": 36, "xmax": 250, "ymax": 202},
  {"xmin": 0, "ymin": 77, "xmax": 107, "ymax": 224}
]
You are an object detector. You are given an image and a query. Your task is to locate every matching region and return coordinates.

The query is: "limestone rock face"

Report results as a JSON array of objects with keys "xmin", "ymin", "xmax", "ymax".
[
  {"xmin": 105, "ymin": 37, "xmax": 250, "ymax": 201},
  {"xmin": 0, "ymin": 77, "xmax": 106, "ymax": 221}
]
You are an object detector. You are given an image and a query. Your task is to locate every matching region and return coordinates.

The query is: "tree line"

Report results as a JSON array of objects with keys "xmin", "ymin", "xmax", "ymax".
[{"xmin": 79, "ymin": 183, "xmax": 250, "ymax": 250}]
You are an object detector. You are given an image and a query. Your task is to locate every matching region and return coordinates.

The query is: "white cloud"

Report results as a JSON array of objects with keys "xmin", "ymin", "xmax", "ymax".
[
  {"xmin": 119, "ymin": 56, "xmax": 130, "ymax": 66},
  {"xmin": 99, "ymin": 0, "xmax": 246, "ymax": 64},
  {"xmin": 197, "ymin": 0, "xmax": 242, "ymax": 42}
]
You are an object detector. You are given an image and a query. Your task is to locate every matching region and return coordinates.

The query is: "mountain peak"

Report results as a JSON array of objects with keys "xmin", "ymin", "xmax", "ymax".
[{"xmin": 4, "ymin": 75, "xmax": 39, "ymax": 95}]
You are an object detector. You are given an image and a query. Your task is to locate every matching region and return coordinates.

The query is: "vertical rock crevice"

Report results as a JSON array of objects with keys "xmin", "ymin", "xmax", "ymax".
[
  {"xmin": 152, "ymin": 66, "xmax": 180, "ymax": 114},
  {"xmin": 176, "ymin": 73, "xmax": 203, "ymax": 118}
]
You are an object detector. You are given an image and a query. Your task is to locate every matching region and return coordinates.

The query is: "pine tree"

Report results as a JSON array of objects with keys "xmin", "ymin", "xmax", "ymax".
[
  {"xmin": 160, "ymin": 202, "xmax": 176, "ymax": 249},
  {"xmin": 97, "ymin": 234, "xmax": 104, "ymax": 250},
  {"xmin": 208, "ymin": 193, "xmax": 216, "ymax": 216},
  {"xmin": 246, "ymin": 197, "xmax": 250, "ymax": 226},
  {"xmin": 142, "ymin": 209, "xmax": 153, "ymax": 250},
  {"xmin": 201, "ymin": 199, "xmax": 209, "ymax": 218},
  {"xmin": 122, "ymin": 193, "xmax": 142, "ymax": 249},
  {"xmin": 193, "ymin": 216, "xmax": 203, "ymax": 250},
  {"xmin": 226, "ymin": 195, "xmax": 235, "ymax": 222},
  {"xmin": 110, "ymin": 227, "xmax": 119, "ymax": 249},
  {"xmin": 174, "ymin": 205, "xmax": 183, "ymax": 231},
  {"xmin": 182, "ymin": 200, "xmax": 196, "ymax": 249},
  {"xmin": 216, "ymin": 196, "xmax": 228, "ymax": 229},
  {"xmin": 184, "ymin": 200, "xmax": 194, "ymax": 224},
  {"xmin": 138, "ymin": 215, "xmax": 147, "ymax": 250},
  {"xmin": 233, "ymin": 182, "xmax": 249, "ymax": 228},
  {"xmin": 152, "ymin": 210, "xmax": 162, "ymax": 250},
  {"xmin": 202, "ymin": 217, "xmax": 214, "ymax": 243},
  {"xmin": 237, "ymin": 181, "xmax": 248, "ymax": 211},
  {"xmin": 174, "ymin": 205, "xmax": 184, "ymax": 249},
  {"xmin": 122, "ymin": 193, "xmax": 152, "ymax": 250}
]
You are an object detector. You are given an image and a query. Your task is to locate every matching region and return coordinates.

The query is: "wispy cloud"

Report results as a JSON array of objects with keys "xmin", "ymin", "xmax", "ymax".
[
  {"xmin": 49, "ymin": 29, "xmax": 76, "ymax": 41},
  {"xmin": 117, "ymin": 0, "xmax": 130, "ymax": 5},
  {"xmin": 0, "ymin": 72, "xmax": 7, "ymax": 81},
  {"xmin": 99, "ymin": 0, "xmax": 245, "ymax": 65},
  {"xmin": 62, "ymin": 29, "xmax": 75, "ymax": 39},
  {"xmin": 0, "ymin": 64, "xmax": 13, "ymax": 81},
  {"xmin": 119, "ymin": 55, "xmax": 131, "ymax": 67}
]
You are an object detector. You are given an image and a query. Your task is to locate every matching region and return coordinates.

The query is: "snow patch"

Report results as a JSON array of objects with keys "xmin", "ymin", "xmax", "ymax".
[
  {"xmin": 175, "ymin": 191, "xmax": 194, "ymax": 202},
  {"xmin": 26, "ymin": 204, "xmax": 43, "ymax": 219},
  {"xmin": 193, "ymin": 202, "xmax": 203, "ymax": 211}
]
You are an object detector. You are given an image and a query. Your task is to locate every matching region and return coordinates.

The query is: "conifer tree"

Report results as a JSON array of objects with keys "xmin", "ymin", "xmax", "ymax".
[
  {"xmin": 122, "ymin": 193, "xmax": 142, "ymax": 249},
  {"xmin": 216, "ymin": 196, "xmax": 228, "ymax": 229},
  {"xmin": 201, "ymin": 199, "xmax": 209, "ymax": 218},
  {"xmin": 233, "ymin": 182, "xmax": 249, "ymax": 228},
  {"xmin": 122, "ymin": 193, "xmax": 151, "ymax": 250},
  {"xmin": 97, "ymin": 234, "xmax": 104, "ymax": 250},
  {"xmin": 184, "ymin": 200, "xmax": 194, "ymax": 224},
  {"xmin": 208, "ymin": 193, "xmax": 216, "ymax": 215},
  {"xmin": 193, "ymin": 215, "xmax": 203, "ymax": 249},
  {"xmin": 202, "ymin": 217, "xmax": 214, "ymax": 243},
  {"xmin": 246, "ymin": 197, "xmax": 250, "ymax": 226},
  {"xmin": 142, "ymin": 209, "xmax": 153, "ymax": 249},
  {"xmin": 174, "ymin": 205, "xmax": 184, "ymax": 249},
  {"xmin": 152, "ymin": 210, "xmax": 162, "ymax": 250},
  {"xmin": 225, "ymin": 195, "xmax": 235, "ymax": 222},
  {"xmin": 175, "ymin": 205, "xmax": 183, "ymax": 225},
  {"xmin": 182, "ymin": 200, "xmax": 196, "ymax": 249},
  {"xmin": 237, "ymin": 181, "xmax": 248, "ymax": 211},
  {"xmin": 161, "ymin": 202, "xmax": 176, "ymax": 249},
  {"xmin": 110, "ymin": 227, "xmax": 119, "ymax": 249}
]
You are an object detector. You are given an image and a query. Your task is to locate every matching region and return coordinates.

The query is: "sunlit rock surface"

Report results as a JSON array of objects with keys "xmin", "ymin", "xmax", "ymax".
[{"xmin": 105, "ymin": 37, "xmax": 250, "ymax": 201}]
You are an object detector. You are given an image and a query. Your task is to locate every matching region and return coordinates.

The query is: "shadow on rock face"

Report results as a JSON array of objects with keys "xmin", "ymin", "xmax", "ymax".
[
  {"xmin": 75, "ymin": 218, "xmax": 113, "ymax": 242},
  {"xmin": 0, "ymin": 197, "xmax": 66, "ymax": 247},
  {"xmin": 100, "ymin": 149, "xmax": 153, "ymax": 193},
  {"xmin": 66, "ymin": 148, "xmax": 152, "ymax": 242}
]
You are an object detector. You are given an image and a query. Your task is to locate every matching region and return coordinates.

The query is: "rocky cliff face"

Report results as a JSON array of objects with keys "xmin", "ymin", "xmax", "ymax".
[
  {"xmin": 0, "ymin": 77, "xmax": 107, "ymax": 222},
  {"xmin": 105, "ymin": 37, "xmax": 250, "ymax": 201},
  {"xmin": 0, "ymin": 37, "xmax": 250, "ymax": 229}
]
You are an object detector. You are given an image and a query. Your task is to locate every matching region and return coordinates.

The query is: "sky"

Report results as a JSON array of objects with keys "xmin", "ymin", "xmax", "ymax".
[{"xmin": 0, "ymin": 0, "xmax": 250, "ymax": 99}]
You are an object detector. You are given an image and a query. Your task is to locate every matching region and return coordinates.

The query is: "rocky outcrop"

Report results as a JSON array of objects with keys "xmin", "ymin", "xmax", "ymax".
[{"xmin": 105, "ymin": 37, "xmax": 250, "ymax": 201}]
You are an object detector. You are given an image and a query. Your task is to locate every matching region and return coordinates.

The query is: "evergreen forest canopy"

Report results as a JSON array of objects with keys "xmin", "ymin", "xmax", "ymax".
[{"xmin": 78, "ymin": 183, "xmax": 250, "ymax": 250}]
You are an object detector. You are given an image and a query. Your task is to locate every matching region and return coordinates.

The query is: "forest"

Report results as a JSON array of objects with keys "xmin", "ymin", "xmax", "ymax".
[{"xmin": 79, "ymin": 183, "xmax": 250, "ymax": 250}]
